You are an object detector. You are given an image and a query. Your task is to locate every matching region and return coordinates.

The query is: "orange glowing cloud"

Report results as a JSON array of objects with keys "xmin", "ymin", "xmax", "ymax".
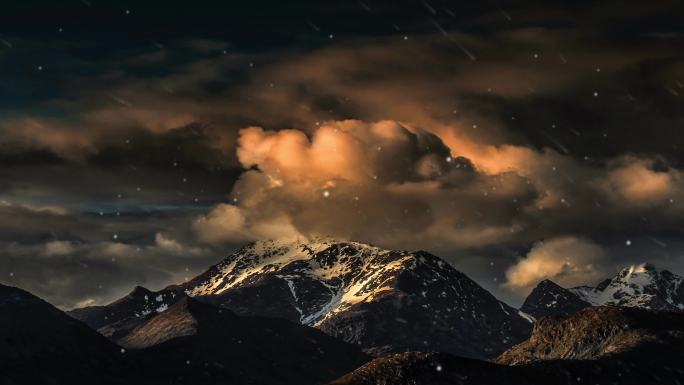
[
  {"xmin": 193, "ymin": 119, "xmax": 541, "ymax": 251},
  {"xmin": 505, "ymin": 236, "xmax": 607, "ymax": 292},
  {"xmin": 600, "ymin": 157, "xmax": 679, "ymax": 205}
]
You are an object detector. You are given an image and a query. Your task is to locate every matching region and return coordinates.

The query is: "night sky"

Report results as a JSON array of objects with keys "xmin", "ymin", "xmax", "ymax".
[{"xmin": 1, "ymin": 0, "xmax": 683, "ymax": 308}]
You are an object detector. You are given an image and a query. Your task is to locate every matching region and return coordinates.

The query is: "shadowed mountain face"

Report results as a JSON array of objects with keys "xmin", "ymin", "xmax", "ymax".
[
  {"xmin": 120, "ymin": 296, "xmax": 199, "ymax": 349},
  {"xmin": 68, "ymin": 285, "xmax": 185, "ymax": 341},
  {"xmin": 329, "ymin": 307, "xmax": 684, "ymax": 385},
  {"xmin": 0, "ymin": 284, "xmax": 127, "ymax": 385},
  {"xmin": 520, "ymin": 280, "xmax": 592, "ymax": 319},
  {"xmin": 71, "ymin": 239, "xmax": 532, "ymax": 359},
  {"xmin": 124, "ymin": 297, "xmax": 369, "ymax": 385},
  {"xmin": 1, "ymin": 283, "xmax": 367, "ymax": 385},
  {"xmin": 521, "ymin": 264, "xmax": 684, "ymax": 319}
]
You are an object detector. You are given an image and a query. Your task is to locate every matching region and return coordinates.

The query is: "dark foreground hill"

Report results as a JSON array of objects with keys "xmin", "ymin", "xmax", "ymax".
[
  {"xmin": 123, "ymin": 296, "xmax": 369, "ymax": 385},
  {"xmin": 328, "ymin": 307, "xmax": 684, "ymax": 385},
  {"xmin": 0, "ymin": 284, "xmax": 127, "ymax": 384},
  {"xmin": 1, "ymin": 284, "xmax": 368, "ymax": 385},
  {"xmin": 328, "ymin": 352, "xmax": 543, "ymax": 385},
  {"xmin": 496, "ymin": 306, "xmax": 684, "ymax": 365}
]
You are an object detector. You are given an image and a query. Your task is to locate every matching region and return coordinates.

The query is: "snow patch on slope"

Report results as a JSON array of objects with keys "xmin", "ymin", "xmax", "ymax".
[{"xmin": 184, "ymin": 238, "xmax": 420, "ymax": 325}]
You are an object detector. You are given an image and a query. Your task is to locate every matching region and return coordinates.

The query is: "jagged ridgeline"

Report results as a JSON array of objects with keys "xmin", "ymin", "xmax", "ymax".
[
  {"xmin": 71, "ymin": 238, "xmax": 533, "ymax": 358},
  {"xmin": 5, "ymin": 241, "xmax": 684, "ymax": 385}
]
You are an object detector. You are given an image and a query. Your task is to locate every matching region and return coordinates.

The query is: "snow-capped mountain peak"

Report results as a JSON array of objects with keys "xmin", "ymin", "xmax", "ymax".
[
  {"xmin": 186, "ymin": 239, "xmax": 381, "ymax": 293},
  {"xmin": 183, "ymin": 238, "xmax": 452, "ymax": 326},
  {"xmin": 567, "ymin": 263, "xmax": 684, "ymax": 311}
]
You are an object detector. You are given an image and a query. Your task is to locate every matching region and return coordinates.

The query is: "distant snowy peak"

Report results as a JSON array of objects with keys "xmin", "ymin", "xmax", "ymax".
[
  {"xmin": 569, "ymin": 263, "xmax": 684, "ymax": 311},
  {"xmin": 522, "ymin": 263, "xmax": 684, "ymax": 318}
]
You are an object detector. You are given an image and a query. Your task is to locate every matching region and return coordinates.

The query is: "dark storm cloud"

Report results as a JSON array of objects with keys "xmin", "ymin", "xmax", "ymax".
[{"xmin": 0, "ymin": 0, "xmax": 683, "ymax": 307}]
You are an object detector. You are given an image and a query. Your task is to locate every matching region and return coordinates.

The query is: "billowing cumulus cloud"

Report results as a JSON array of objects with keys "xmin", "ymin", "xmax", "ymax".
[
  {"xmin": 195, "ymin": 118, "xmax": 684, "ymax": 277},
  {"xmin": 193, "ymin": 204, "xmax": 252, "ymax": 243},
  {"xmin": 193, "ymin": 203, "xmax": 301, "ymax": 243},
  {"xmin": 504, "ymin": 237, "xmax": 607, "ymax": 292},
  {"xmin": 193, "ymin": 120, "xmax": 542, "ymax": 250}
]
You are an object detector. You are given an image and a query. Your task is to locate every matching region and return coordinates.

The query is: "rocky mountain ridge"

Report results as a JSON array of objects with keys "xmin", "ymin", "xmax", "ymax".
[{"xmin": 71, "ymin": 238, "xmax": 533, "ymax": 359}]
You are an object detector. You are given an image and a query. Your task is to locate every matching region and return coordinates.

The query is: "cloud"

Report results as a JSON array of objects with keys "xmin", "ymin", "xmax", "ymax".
[
  {"xmin": 100, "ymin": 242, "xmax": 139, "ymax": 258},
  {"xmin": 192, "ymin": 202, "xmax": 301, "ymax": 243},
  {"xmin": 598, "ymin": 156, "xmax": 680, "ymax": 206},
  {"xmin": 196, "ymin": 118, "xmax": 684, "ymax": 258},
  {"xmin": 43, "ymin": 241, "xmax": 75, "ymax": 256},
  {"xmin": 0, "ymin": 201, "xmax": 84, "ymax": 243},
  {"xmin": 73, "ymin": 298, "xmax": 97, "ymax": 308},
  {"xmin": 154, "ymin": 232, "xmax": 204, "ymax": 256},
  {"xmin": 0, "ymin": 200, "xmax": 69, "ymax": 216},
  {"xmin": 193, "ymin": 119, "xmax": 538, "ymax": 250},
  {"xmin": 504, "ymin": 237, "xmax": 607, "ymax": 292},
  {"xmin": 0, "ymin": 237, "xmax": 218, "ymax": 309},
  {"xmin": 193, "ymin": 203, "xmax": 253, "ymax": 243}
]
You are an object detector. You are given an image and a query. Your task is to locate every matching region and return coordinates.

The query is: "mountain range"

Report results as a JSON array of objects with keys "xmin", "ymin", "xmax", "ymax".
[
  {"xmin": 3, "ymin": 238, "xmax": 684, "ymax": 384},
  {"xmin": 71, "ymin": 239, "xmax": 533, "ymax": 359}
]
